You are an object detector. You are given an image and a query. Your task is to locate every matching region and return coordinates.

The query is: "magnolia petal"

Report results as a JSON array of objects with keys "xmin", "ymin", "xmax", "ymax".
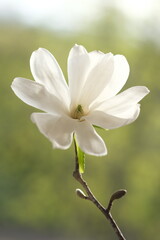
[
  {"xmin": 85, "ymin": 106, "xmax": 140, "ymax": 129},
  {"xmin": 31, "ymin": 113, "xmax": 74, "ymax": 149},
  {"xmin": 94, "ymin": 54, "xmax": 130, "ymax": 103},
  {"xmin": 75, "ymin": 120, "xmax": 107, "ymax": 156},
  {"xmin": 30, "ymin": 48, "xmax": 69, "ymax": 105},
  {"xmin": 94, "ymin": 86, "xmax": 150, "ymax": 115},
  {"xmin": 11, "ymin": 77, "xmax": 65, "ymax": 115},
  {"xmin": 79, "ymin": 53, "xmax": 114, "ymax": 107},
  {"xmin": 88, "ymin": 50, "xmax": 106, "ymax": 65},
  {"xmin": 68, "ymin": 44, "xmax": 90, "ymax": 105}
]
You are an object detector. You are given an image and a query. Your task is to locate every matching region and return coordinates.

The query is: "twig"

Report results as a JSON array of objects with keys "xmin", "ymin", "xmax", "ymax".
[{"xmin": 73, "ymin": 140, "xmax": 127, "ymax": 240}]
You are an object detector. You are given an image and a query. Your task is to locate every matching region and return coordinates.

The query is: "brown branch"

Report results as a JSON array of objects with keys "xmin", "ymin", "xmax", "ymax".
[{"xmin": 73, "ymin": 140, "xmax": 127, "ymax": 240}]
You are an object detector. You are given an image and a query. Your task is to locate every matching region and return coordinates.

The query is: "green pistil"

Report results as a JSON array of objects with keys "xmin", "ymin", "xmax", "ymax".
[{"xmin": 72, "ymin": 104, "xmax": 84, "ymax": 120}]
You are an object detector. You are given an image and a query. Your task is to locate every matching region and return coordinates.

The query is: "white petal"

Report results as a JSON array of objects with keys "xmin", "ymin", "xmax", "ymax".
[
  {"xmin": 94, "ymin": 86, "xmax": 150, "ymax": 116},
  {"xmin": 79, "ymin": 53, "xmax": 114, "ymax": 107},
  {"xmin": 94, "ymin": 55, "xmax": 130, "ymax": 102},
  {"xmin": 85, "ymin": 106, "xmax": 140, "ymax": 129},
  {"xmin": 88, "ymin": 50, "xmax": 106, "ymax": 65},
  {"xmin": 30, "ymin": 48, "xmax": 69, "ymax": 104},
  {"xmin": 68, "ymin": 44, "xmax": 90, "ymax": 106},
  {"xmin": 75, "ymin": 120, "xmax": 107, "ymax": 156},
  {"xmin": 11, "ymin": 78, "xmax": 66, "ymax": 115},
  {"xmin": 31, "ymin": 113, "xmax": 74, "ymax": 149}
]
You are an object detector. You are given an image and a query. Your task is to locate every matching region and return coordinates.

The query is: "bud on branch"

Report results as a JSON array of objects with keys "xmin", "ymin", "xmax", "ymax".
[
  {"xmin": 106, "ymin": 189, "xmax": 127, "ymax": 213},
  {"xmin": 76, "ymin": 189, "xmax": 87, "ymax": 199},
  {"xmin": 110, "ymin": 189, "xmax": 127, "ymax": 202}
]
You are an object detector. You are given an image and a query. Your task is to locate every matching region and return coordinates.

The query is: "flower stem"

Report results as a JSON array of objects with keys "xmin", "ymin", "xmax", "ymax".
[{"xmin": 73, "ymin": 139, "xmax": 126, "ymax": 240}]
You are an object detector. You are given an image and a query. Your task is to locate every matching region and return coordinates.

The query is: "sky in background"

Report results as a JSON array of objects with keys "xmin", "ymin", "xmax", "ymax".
[{"xmin": 0, "ymin": 0, "xmax": 159, "ymax": 31}]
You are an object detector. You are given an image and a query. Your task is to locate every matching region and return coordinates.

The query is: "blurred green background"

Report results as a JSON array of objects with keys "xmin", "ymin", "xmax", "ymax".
[{"xmin": 0, "ymin": 0, "xmax": 160, "ymax": 239}]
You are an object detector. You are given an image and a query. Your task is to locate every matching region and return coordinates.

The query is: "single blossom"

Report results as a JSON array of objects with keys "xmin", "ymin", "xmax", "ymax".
[{"xmin": 11, "ymin": 45, "xmax": 149, "ymax": 156}]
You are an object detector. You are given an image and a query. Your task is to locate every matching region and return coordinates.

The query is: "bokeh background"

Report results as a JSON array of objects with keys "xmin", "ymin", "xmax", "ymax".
[{"xmin": 0, "ymin": 0, "xmax": 160, "ymax": 239}]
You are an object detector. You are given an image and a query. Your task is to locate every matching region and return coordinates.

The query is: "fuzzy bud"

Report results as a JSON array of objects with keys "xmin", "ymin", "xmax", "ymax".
[
  {"xmin": 76, "ymin": 189, "xmax": 87, "ymax": 199},
  {"xmin": 110, "ymin": 189, "xmax": 127, "ymax": 202}
]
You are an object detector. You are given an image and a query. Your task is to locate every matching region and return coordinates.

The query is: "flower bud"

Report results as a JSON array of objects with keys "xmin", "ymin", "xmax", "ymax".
[
  {"xmin": 110, "ymin": 189, "xmax": 127, "ymax": 202},
  {"xmin": 76, "ymin": 188, "xmax": 87, "ymax": 199}
]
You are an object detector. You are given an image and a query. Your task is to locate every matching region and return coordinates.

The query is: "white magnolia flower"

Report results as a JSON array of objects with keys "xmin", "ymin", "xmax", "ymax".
[{"xmin": 11, "ymin": 45, "xmax": 149, "ymax": 156}]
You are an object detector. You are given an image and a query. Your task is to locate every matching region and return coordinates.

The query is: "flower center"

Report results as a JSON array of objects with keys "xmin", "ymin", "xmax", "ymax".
[{"xmin": 71, "ymin": 104, "xmax": 84, "ymax": 120}]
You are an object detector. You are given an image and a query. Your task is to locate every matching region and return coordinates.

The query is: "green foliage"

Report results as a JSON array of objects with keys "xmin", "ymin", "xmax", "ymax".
[
  {"xmin": 0, "ymin": 12, "xmax": 160, "ymax": 240},
  {"xmin": 74, "ymin": 138, "xmax": 85, "ymax": 173}
]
